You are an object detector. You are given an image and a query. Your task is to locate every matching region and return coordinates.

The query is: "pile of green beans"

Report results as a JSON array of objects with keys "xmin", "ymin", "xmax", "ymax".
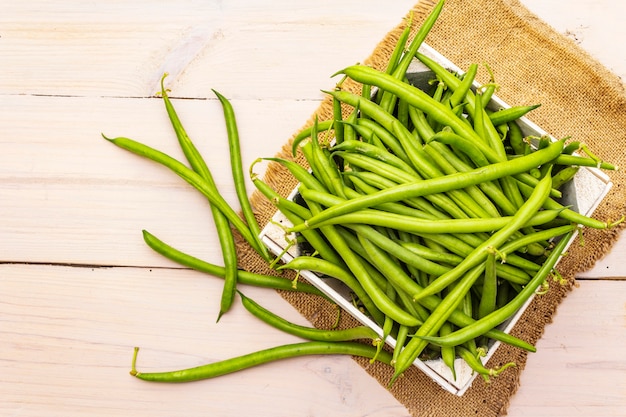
[
  {"xmin": 249, "ymin": 0, "xmax": 619, "ymax": 383},
  {"xmin": 111, "ymin": 0, "xmax": 619, "ymax": 389}
]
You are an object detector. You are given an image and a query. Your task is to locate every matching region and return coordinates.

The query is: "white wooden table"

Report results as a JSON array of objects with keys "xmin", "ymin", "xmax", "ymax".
[{"xmin": 1, "ymin": 1, "xmax": 624, "ymax": 416}]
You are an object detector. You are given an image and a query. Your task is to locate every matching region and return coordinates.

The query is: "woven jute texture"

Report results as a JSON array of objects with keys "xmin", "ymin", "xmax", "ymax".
[{"xmin": 238, "ymin": 0, "xmax": 626, "ymax": 415}]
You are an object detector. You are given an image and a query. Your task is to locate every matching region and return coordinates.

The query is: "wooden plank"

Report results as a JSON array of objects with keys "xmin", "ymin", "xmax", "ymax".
[
  {"xmin": 0, "ymin": 0, "xmax": 417, "ymax": 98},
  {"xmin": 0, "ymin": 263, "xmax": 408, "ymax": 417},
  {"xmin": 507, "ymin": 280, "xmax": 626, "ymax": 417},
  {"xmin": 0, "ymin": 94, "xmax": 317, "ymax": 266},
  {"xmin": 1, "ymin": 266, "xmax": 624, "ymax": 416}
]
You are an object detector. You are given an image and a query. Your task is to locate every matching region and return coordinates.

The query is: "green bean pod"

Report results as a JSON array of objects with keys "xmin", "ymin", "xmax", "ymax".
[
  {"xmin": 239, "ymin": 291, "xmax": 380, "ymax": 342},
  {"xmin": 130, "ymin": 341, "xmax": 392, "ymax": 383}
]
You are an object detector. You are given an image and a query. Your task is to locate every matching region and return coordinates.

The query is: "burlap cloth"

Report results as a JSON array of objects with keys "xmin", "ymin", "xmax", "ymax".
[{"xmin": 238, "ymin": 0, "xmax": 626, "ymax": 415}]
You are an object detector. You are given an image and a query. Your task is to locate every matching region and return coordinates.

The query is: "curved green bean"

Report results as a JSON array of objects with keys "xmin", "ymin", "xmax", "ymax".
[
  {"xmin": 239, "ymin": 291, "xmax": 380, "ymax": 342},
  {"xmin": 130, "ymin": 341, "xmax": 392, "ymax": 382}
]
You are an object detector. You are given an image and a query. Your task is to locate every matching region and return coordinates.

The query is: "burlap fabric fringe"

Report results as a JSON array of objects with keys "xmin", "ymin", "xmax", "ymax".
[{"xmin": 238, "ymin": 0, "xmax": 626, "ymax": 415}]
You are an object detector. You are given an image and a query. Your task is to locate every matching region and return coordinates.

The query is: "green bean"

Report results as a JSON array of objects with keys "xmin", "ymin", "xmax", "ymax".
[
  {"xmin": 472, "ymin": 90, "xmax": 487, "ymax": 144},
  {"xmin": 413, "ymin": 171, "xmax": 553, "ymax": 302},
  {"xmin": 554, "ymin": 154, "xmax": 618, "ymax": 170},
  {"xmin": 551, "ymin": 165, "xmax": 579, "ymax": 189},
  {"xmin": 488, "ymin": 104, "xmax": 541, "ymax": 126},
  {"xmin": 238, "ymin": 291, "xmax": 380, "ymax": 342},
  {"xmin": 291, "ymin": 192, "xmax": 563, "ymax": 234},
  {"xmin": 562, "ymin": 140, "xmax": 581, "ymax": 155},
  {"xmin": 212, "ymin": 89, "xmax": 265, "ymax": 248},
  {"xmin": 393, "ymin": 324, "xmax": 411, "ymax": 364},
  {"xmin": 418, "ymin": 230, "xmax": 572, "ymax": 348},
  {"xmin": 447, "ymin": 64, "xmax": 478, "ymax": 109},
  {"xmin": 456, "ymin": 346, "xmax": 516, "ymax": 382},
  {"xmin": 158, "ymin": 76, "xmax": 239, "ymax": 321},
  {"xmin": 102, "ymin": 135, "xmax": 268, "ymax": 258},
  {"xmin": 332, "ymin": 90, "xmax": 345, "ymax": 146},
  {"xmin": 477, "ymin": 250, "xmax": 497, "ymax": 319},
  {"xmin": 259, "ymin": 156, "xmax": 325, "ymax": 193},
  {"xmin": 130, "ymin": 341, "xmax": 392, "ymax": 383},
  {"xmin": 439, "ymin": 321, "xmax": 457, "ymax": 379},
  {"xmin": 385, "ymin": 12, "xmax": 414, "ymax": 76},
  {"xmin": 299, "ymin": 140, "xmax": 564, "ymax": 228},
  {"xmin": 141, "ymin": 230, "xmax": 325, "ymax": 297}
]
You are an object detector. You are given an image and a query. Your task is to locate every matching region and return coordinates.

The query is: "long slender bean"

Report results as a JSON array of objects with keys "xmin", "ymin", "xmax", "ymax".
[
  {"xmin": 239, "ymin": 291, "xmax": 380, "ymax": 342},
  {"xmin": 131, "ymin": 341, "xmax": 392, "ymax": 382}
]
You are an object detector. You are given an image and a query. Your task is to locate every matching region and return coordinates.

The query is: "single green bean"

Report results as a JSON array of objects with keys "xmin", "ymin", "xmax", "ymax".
[
  {"xmin": 291, "ymin": 191, "xmax": 563, "ymax": 235},
  {"xmin": 130, "ymin": 341, "xmax": 392, "ymax": 382},
  {"xmin": 456, "ymin": 346, "xmax": 516, "ymax": 382},
  {"xmin": 238, "ymin": 291, "xmax": 380, "ymax": 342},
  {"xmin": 488, "ymin": 104, "xmax": 540, "ymax": 126},
  {"xmin": 212, "ymin": 89, "xmax": 265, "ymax": 248},
  {"xmin": 477, "ymin": 250, "xmax": 497, "ymax": 319},
  {"xmin": 447, "ymin": 63, "xmax": 478, "ymax": 109}
]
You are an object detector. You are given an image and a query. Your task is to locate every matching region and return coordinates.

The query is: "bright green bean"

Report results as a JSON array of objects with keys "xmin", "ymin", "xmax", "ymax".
[
  {"xmin": 239, "ymin": 291, "xmax": 380, "ymax": 342},
  {"xmin": 130, "ymin": 341, "xmax": 392, "ymax": 382},
  {"xmin": 488, "ymin": 104, "xmax": 540, "ymax": 126},
  {"xmin": 212, "ymin": 89, "xmax": 265, "ymax": 250}
]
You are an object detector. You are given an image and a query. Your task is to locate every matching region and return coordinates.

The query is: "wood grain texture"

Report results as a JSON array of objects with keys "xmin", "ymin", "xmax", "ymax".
[{"xmin": 0, "ymin": 0, "xmax": 624, "ymax": 416}]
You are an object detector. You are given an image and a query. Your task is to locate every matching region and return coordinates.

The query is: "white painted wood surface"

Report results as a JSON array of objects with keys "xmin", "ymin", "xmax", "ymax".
[{"xmin": 1, "ymin": 1, "xmax": 624, "ymax": 416}]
